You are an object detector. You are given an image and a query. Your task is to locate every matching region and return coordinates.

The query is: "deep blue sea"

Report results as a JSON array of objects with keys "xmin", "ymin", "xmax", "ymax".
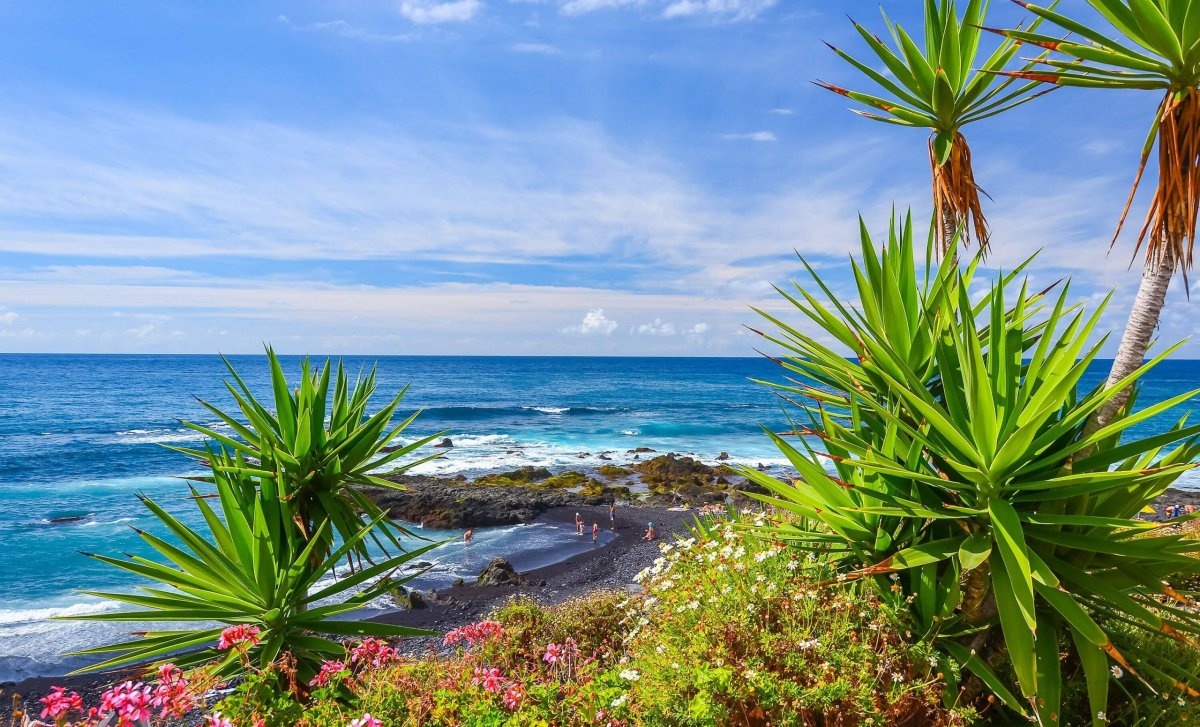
[{"xmin": 2, "ymin": 354, "xmax": 1199, "ymax": 680}]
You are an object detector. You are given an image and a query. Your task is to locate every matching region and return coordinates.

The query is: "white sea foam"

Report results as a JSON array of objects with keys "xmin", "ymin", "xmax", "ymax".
[
  {"xmin": 78, "ymin": 516, "xmax": 136, "ymax": 528},
  {"xmin": 0, "ymin": 600, "xmax": 122, "ymax": 627},
  {"xmin": 523, "ymin": 406, "xmax": 570, "ymax": 415}
]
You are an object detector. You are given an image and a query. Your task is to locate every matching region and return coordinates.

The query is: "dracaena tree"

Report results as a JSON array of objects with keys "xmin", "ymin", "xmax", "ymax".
[
  {"xmin": 994, "ymin": 0, "xmax": 1200, "ymax": 434},
  {"xmin": 172, "ymin": 348, "xmax": 446, "ymax": 568},
  {"xmin": 748, "ymin": 215, "xmax": 1200, "ymax": 725},
  {"xmin": 818, "ymin": 0, "xmax": 1051, "ymax": 252}
]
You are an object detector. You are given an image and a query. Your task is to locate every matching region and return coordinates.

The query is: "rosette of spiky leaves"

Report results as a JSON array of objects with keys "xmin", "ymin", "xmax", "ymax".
[
  {"xmin": 170, "ymin": 348, "xmax": 446, "ymax": 565},
  {"xmin": 748, "ymin": 211, "xmax": 1045, "ymax": 419},
  {"xmin": 994, "ymin": 0, "xmax": 1200, "ymax": 273},
  {"xmin": 63, "ymin": 463, "xmax": 442, "ymax": 680},
  {"xmin": 745, "ymin": 230, "xmax": 1200, "ymax": 724},
  {"xmin": 819, "ymin": 0, "xmax": 1052, "ymax": 251}
]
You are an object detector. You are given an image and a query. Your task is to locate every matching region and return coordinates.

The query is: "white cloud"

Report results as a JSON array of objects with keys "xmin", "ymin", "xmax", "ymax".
[
  {"xmin": 688, "ymin": 322, "xmax": 709, "ymax": 334},
  {"xmin": 0, "ymin": 308, "xmax": 16, "ymax": 326},
  {"xmin": 399, "ymin": 0, "xmax": 484, "ymax": 24},
  {"xmin": 511, "ymin": 42, "xmax": 560, "ymax": 54},
  {"xmin": 720, "ymin": 131, "xmax": 776, "ymax": 142},
  {"xmin": 559, "ymin": 0, "xmax": 646, "ymax": 16},
  {"xmin": 564, "ymin": 308, "xmax": 619, "ymax": 335},
  {"xmin": 278, "ymin": 16, "xmax": 415, "ymax": 42},
  {"xmin": 550, "ymin": 0, "xmax": 773, "ymax": 19},
  {"xmin": 635, "ymin": 318, "xmax": 676, "ymax": 335},
  {"xmin": 662, "ymin": 0, "xmax": 776, "ymax": 20},
  {"xmin": 767, "ymin": 108, "xmax": 793, "ymax": 115}
]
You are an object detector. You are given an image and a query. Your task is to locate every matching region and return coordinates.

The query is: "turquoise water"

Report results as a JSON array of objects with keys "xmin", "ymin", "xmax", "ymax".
[{"xmin": 1, "ymin": 354, "xmax": 1198, "ymax": 679}]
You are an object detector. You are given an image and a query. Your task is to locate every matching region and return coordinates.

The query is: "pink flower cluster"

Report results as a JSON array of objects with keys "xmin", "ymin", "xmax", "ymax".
[
  {"xmin": 349, "ymin": 638, "xmax": 397, "ymax": 668},
  {"xmin": 310, "ymin": 659, "xmax": 349, "ymax": 688},
  {"xmin": 502, "ymin": 683, "xmax": 524, "ymax": 711},
  {"xmin": 150, "ymin": 663, "xmax": 195, "ymax": 719},
  {"xmin": 99, "ymin": 681, "xmax": 154, "ymax": 726},
  {"xmin": 348, "ymin": 714, "xmax": 382, "ymax": 727},
  {"xmin": 472, "ymin": 666, "xmax": 508, "ymax": 694},
  {"xmin": 206, "ymin": 712, "xmax": 235, "ymax": 727},
  {"xmin": 443, "ymin": 619, "xmax": 505, "ymax": 647},
  {"xmin": 469, "ymin": 667, "xmax": 523, "ymax": 712},
  {"xmin": 39, "ymin": 686, "xmax": 83, "ymax": 721},
  {"xmin": 217, "ymin": 623, "xmax": 262, "ymax": 650},
  {"xmin": 543, "ymin": 638, "xmax": 579, "ymax": 665}
]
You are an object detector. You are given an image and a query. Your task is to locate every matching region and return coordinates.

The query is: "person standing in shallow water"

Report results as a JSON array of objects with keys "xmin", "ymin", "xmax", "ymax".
[
  {"xmin": 592, "ymin": 522, "xmax": 599, "ymax": 543},
  {"xmin": 463, "ymin": 528, "xmax": 473, "ymax": 544},
  {"xmin": 575, "ymin": 512, "xmax": 584, "ymax": 535},
  {"xmin": 609, "ymin": 502, "xmax": 617, "ymax": 529}
]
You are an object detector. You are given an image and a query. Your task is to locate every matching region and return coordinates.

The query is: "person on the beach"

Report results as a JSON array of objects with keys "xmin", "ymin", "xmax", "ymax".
[
  {"xmin": 575, "ymin": 512, "xmax": 584, "ymax": 535},
  {"xmin": 464, "ymin": 528, "xmax": 473, "ymax": 544},
  {"xmin": 609, "ymin": 502, "xmax": 617, "ymax": 529},
  {"xmin": 643, "ymin": 521, "xmax": 656, "ymax": 541},
  {"xmin": 1188, "ymin": 504, "xmax": 1196, "ymax": 515},
  {"xmin": 592, "ymin": 522, "xmax": 599, "ymax": 543}
]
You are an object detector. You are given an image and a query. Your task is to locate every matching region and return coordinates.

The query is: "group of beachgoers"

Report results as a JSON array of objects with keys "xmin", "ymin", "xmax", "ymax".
[
  {"xmin": 460, "ymin": 503, "xmax": 656, "ymax": 546},
  {"xmin": 1162, "ymin": 503, "xmax": 1198, "ymax": 518},
  {"xmin": 570, "ymin": 503, "xmax": 655, "ymax": 543}
]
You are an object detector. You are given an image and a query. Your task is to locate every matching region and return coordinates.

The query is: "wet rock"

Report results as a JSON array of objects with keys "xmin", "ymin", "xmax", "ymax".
[
  {"xmin": 598, "ymin": 453, "xmax": 612, "ymax": 461},
  {"xmin": 632, "ymin": 454, "xmax": 717, "ymax": 488},
  {"xmin": 717, "ymin": 451, "xmax": 730, "ymax": 461},
  {"xmin": 361, "ymin": 475, "xmax": 606, "ymax": 529},
  {"xmin": 628, "ymin": 447, "xmax": 656, "ymax": 454},
  {"xmin": 452, "ymin": 577, "xmax": 465, "ymax": 587},
  {"xmin": 475, "ymin": 466, "xmax": 553, "ymax": 485},
  {"xmin": 433, "ymin": 438, "xmax": 454, "ymax": 448},
  {"xmin": 476, "ymin": 557, "xmax": 525, "ymax": 587}
]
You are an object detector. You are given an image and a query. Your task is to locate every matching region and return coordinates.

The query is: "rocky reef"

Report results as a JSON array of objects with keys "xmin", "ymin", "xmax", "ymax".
[
  {"xmin": 360, "ymin": 473, "xmax": 609, "ymax": 529},
  {"xmin": 359, "ymin": 453, "xmax": 769, "ymax": 529}
]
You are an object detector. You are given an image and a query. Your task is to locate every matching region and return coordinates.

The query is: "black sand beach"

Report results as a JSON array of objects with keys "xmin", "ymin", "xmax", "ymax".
[{"xmin": 0, "ymin": 503, "xmax": 693, "ymax": 720}]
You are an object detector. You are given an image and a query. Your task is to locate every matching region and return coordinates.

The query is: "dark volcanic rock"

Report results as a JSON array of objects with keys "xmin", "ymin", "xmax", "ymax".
[
  {"xmin": 633, "ymin": 453, "xmax": 717, "ymax": 487},
  {"xmin": 433, "ymin": 438, "xmax": 454, "ymax": 448},
  {"xmin": 717, "ymin": 451, "xmax": 730, "ymax": 461},
  {"xmin": 475, "ymin": 557, "xmax": 525, "ymax": 587},
  {"xmin": 628, "ymin": 447, "xmax": 656, "ymax": 454},
  {"xmin": 360, "ymin": 475, "xmax": 606, "ymax": 528}
]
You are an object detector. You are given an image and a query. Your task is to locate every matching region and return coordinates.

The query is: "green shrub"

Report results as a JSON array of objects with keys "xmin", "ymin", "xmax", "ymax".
[{"xmin": 212, "ymin": 519, "xmax": 971, "ymax": 726}]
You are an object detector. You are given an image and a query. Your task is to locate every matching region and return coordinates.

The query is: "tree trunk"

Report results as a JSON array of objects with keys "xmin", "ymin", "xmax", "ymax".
[{"xmin": 1083, "ymin": 249, "xmax": 1176, "ymax": 440}]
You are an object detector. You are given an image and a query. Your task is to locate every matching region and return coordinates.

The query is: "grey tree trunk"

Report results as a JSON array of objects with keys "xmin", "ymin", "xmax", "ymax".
[{"xmin": 1084, "ymin": 249, "xmax": 1176, "ymax": 439}]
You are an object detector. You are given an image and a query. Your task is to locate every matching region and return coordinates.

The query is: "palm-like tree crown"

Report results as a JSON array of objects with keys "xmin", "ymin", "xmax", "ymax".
[
  {"xmin": 997, "ymin": 0, "xmax": 1200, "ymax": 272},
  {"xmin": 819, "ymin": 0, "xmax": 1050, "ymax": 251}
]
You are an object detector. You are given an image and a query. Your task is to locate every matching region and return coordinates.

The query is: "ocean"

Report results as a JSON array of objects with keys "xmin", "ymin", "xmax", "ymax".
[{"xmin": 1, "ymin": 354, "xmax": 1199, "ymax": 680}]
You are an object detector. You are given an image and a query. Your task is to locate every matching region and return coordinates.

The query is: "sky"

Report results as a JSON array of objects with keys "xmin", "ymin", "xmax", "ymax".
[{"xmin": 0, "ymin": 0, "xmax": 1189, "ymax": 356}]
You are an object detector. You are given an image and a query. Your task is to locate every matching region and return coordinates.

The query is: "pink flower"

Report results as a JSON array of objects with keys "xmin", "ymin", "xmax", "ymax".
[
  {"xmin": 350, "ymin": 638, "xmax": 397, "ymax": 668},
  {"xmin": 348, "ymin": 714, "xmax": 382, "ymax": 727},
  {"xmin": 217, "ymin": 624, "xmax": 262, "ymax": 650},
  {"xmin": 205, "ymin": 712, "xmax": 235, "ymax": 727},
  {"xmin": 39, "ymin": 685, "xmax": 83, "ymax": 721},
  {"xmin": 472, "ymin": 666, "xmax": 509, "ymax": 694},
  {"xmin": 502, "ymin": 683, "xmax": 524, "ymax": 711},
  {"xmin": 543, "ymin": 643, "xmax": 562, "ymax": 664},
  {"xmin": 100, "ymin": 681, "xmax": 154, "ymax": 726},
  {"xmin": 150, "ymin": 662, "xmax": 195, "ymax": 719},
  {"xmin": 443, "ymin": 620, "xmax": 504, "ymax": 647},
  {"xmin": 309, "ymin": 659, "xmax": 348, "ymax": 687}
]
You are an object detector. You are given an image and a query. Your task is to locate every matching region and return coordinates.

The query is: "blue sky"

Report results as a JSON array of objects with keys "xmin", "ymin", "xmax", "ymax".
[{"xmin": 0, "ymin": 0, "xmax": 1188, "ymax": 355}]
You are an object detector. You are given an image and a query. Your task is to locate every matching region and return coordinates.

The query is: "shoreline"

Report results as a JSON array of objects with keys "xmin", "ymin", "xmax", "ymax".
[
  {"xmin": 0, "ymin": 503, "xmax": 692, "ymax": 716},
  {"xmin": 7, "ymin": 478, "xmax": 1200, "ymax": 717}
]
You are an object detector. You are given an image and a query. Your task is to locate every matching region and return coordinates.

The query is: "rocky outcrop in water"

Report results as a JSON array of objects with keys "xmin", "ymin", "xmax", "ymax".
[
  {"xmin": 475, "ymin": 557, "xmax": 525, "ymax": 587},
  {"xmin": 361, "ymin": 475, "xmax": 607, "ymax": 529}
]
